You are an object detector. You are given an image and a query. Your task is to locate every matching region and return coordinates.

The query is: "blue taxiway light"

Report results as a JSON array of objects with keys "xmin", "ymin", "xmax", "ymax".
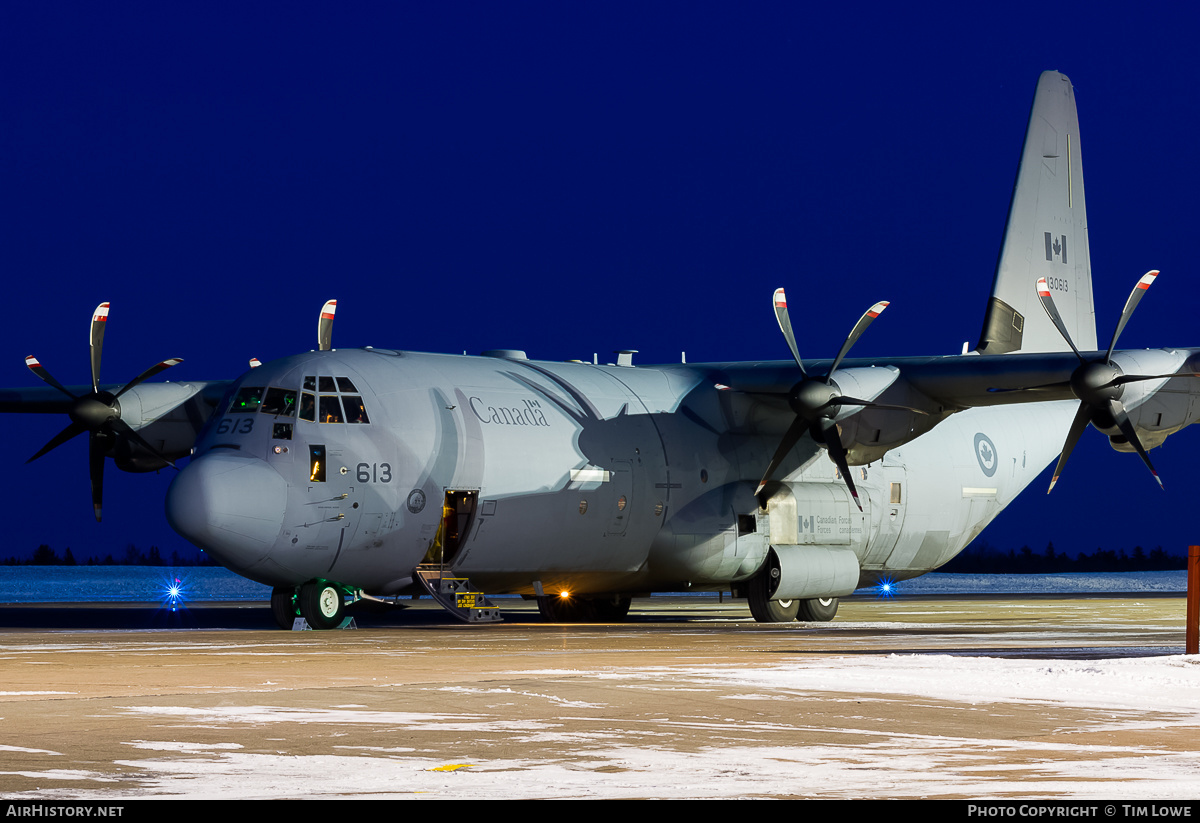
[
  {"xmin": 160, "ymin": 574, "xmax": 188, "ymax": 612},
  {"xmin": 873, "ymin": 577, "xmax": 898, "ymax": 599}
]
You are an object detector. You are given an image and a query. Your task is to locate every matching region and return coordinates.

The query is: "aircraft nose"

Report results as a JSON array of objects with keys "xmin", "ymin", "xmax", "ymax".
[{"xmin": 166, "ymin": 453, "xmax": 287, "ymax": 573}]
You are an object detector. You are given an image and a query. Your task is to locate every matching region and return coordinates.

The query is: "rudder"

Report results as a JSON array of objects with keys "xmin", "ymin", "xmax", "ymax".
[{"xmin": 976, "ymin": 71, "xmax": 1097, "ymax": 354}]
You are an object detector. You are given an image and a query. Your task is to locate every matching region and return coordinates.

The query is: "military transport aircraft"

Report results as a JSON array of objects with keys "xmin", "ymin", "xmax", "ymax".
[{"xmin": 4, "ymin": 71, "xmax": 1198, "ymax": 629}]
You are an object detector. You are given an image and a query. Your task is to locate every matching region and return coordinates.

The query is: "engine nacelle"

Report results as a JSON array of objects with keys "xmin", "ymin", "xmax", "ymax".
[
  {"xmin": 1106, "ymin": 349, "xmax": 1200, "ymax": 452},
  {"xmin": 828, "ymin": 366, "xmax": 943, "ymax": 464},
  {"xmin": 110, "ymin": 382, "xmax": 214, "ymax": 471},
  {"xmin": 827, "ymin": 366, "xmax": 900, "ymax": 423}
]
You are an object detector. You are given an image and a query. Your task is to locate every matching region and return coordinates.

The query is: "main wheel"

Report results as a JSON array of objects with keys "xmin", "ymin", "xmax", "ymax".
[
  {"xmin": 588, "ymin": 594, "xmax": 632, "ymax": 622},
  {"xmin": 299, "ymin": 581, "xmax": 346, "ymax": 630},
  {"xmin": 537, "ymin": 595, "xmax": 580, "ymax": 622},
  {"xmin": 748, "ymin": 593, "xmax": 800, "ymax": 622},
  {"xmin": 797, "ymin": 596, "xmax": 839, "ymax": 622},
  {"xmin": 271, "ymin": 586, "xmax": 299, "ymax": 629},
  {"xmin": 536, "ymin": 594, "xmax": 632, "ymax": 622},
  {"xmin": 747, "ymin": 551, "xmax": 799, "ymax": 623}
]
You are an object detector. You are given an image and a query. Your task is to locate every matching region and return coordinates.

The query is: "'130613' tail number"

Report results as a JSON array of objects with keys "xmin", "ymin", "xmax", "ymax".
[{"xmin": 356, "ymin": 463, "xmax": 392, "ymax": 483}]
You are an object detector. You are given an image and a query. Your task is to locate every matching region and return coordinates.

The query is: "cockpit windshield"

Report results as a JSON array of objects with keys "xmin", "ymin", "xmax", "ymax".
[
  {"xmin": 293, "ymin": 376, "xmax": 370, "ymax": 423},
  {"xmin": 228, "ymin": 386, "xmax": 264, "ymax": 414},
  {"xmin": 261, "ymin": 388, "xmax": 297, "ymax": 417}
]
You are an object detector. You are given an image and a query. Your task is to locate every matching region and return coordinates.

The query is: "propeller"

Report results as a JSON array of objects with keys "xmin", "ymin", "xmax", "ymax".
[
  {"xmin": 24, "ymin": 302, "xmax": 183, "ymax": 521},
  {"xmin": 755, "ymin": 288, "xmax": 922, "ymax": 510},
  {"xmin": 1035, "ymin": 271, "xmax": 1182, "ymax": 492},
  {"xmin": 318, "ymin": 299, "xmax": 337, "ymax": 351}
]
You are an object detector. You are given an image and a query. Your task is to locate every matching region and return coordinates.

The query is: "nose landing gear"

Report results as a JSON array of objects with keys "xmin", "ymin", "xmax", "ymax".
[{"xmin": 271, "ymin": 581, "xmax": 350, "ymax": 630}]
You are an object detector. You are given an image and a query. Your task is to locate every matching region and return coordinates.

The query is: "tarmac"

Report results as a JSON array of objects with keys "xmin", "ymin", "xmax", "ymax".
[{"xmin": 0, "ymin": 593, "xmax": 1195, "ymax": 799}]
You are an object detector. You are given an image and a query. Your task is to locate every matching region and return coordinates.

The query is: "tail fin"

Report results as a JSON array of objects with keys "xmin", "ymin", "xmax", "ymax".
[{"xmin": 976, "ymin": 71, "xmax": 1097, "ymax": 354}]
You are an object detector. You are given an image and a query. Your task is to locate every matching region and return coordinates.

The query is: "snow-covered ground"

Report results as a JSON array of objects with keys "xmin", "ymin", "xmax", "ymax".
[
  {"xmin": 2, "ymin": 570, "xmax": 1196, "ymax": 798},
  {"xmin": 10, "ymin": 654, "xmax": 1198, "ymax": 799}
]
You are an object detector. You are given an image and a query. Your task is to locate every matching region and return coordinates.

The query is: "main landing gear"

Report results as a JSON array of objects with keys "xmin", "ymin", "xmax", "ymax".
[
  {"xmin": 745, "ymin": 553, "xmax": 839, "ymax": 624},
  {"xmin": 536, "ymin": 593, "xmax": 632, "ymax": 622},
  {"xmin": 271, "ymin": 581, "xmax": 349, "ymax": 630},
  {"xmin": 796, "ymin": 596, "xmax": 839, "ymax": 622}
]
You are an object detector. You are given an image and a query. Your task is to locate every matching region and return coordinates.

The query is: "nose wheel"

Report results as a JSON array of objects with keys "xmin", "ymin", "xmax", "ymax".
[
  {"xmin": 298, "ymin": 581, "xmax": 348, "ymax": 630},
  {"xmin": 271, "ymin": 587, "xmax": 300, "ymax": 629}
]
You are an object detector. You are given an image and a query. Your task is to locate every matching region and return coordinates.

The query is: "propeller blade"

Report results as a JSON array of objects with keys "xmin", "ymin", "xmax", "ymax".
[
  {"xmin": 110, "ymin": 418, "xmax": 178, "ymax": 469},
  {"xmin": 1035, "ymin": 278, "xmax": 1084, "ymax": 362},
  {"xmin": 1105, "ymin": 271, "xmax": 1158, "ymax": 362},
  {"xmin": 24, "ymin": 355, "xmax": 77, "ymax": 400},
  {"xmin": 89, "ymin": 431, "xmax": 111, "ymax": 522},
  {"xmin": 828, "ymin": 301, "xmax": 889, "ymax": 377},
  {"xmin": 26, "ymin": 421, "xmax": 88, "ymax": 463},
  {"xmin": 756, "ymin": 416, "xmax": 808, "ymax": 496},
  {"xmin": 114, "ymin": 358, "xmax": 184, "ymax": 400},
  {"xmin": 318, "ymin": 299, "xmax": 337, "ymax": 351},
  {"xmin": 89, "ymin": 302, "xmax": 109, "ymax": 394},
  {"xmin": 1107, "ymin": 398, "xmax": 1164, "ymax": 490},
  {"xmin": 1104, "ymin": 371, "xmax": 1200, "ymax": 389},
  {"xmin": 1047, "ymin": 401, "xmax": 1092, "ymax": 493},
  {"xmin": 987, "ymin": 381, "xmax": 1072, "ymax": 393},
  {"xmin": 772, "ymin": 289, "xmax": 805, "ymax": 375},
  {"xmin": 825, "ymin": 396, "xmax": 929, "ymax": 415},
  {"xmin": 818, "ymin": 418, "xmax": 862, "ymax": 511}
]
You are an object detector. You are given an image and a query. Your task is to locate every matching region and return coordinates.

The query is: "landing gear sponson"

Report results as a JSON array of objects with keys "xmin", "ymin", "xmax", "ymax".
[{"xmin": 743, "ymin": 553, "xmax": 840, "ymax": 623}]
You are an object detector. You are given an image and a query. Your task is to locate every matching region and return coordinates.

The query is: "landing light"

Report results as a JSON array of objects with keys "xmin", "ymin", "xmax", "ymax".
[{"xmin": 558, "ymin": 590, "xmax": 571, "ymax": 600}]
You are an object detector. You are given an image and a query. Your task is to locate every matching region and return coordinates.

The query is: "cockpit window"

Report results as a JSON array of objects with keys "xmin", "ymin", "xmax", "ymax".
[
  {"xmin": 261, "ymin": 387, "xmax": 297, "ymax": 417},
  {"xmin": 228, "ymin": 387, "xmax": 264, "ymax": 414},
  {"xmin": 299, "ymin": 392, "xmax": 316, "ymax": 422},
  {"xmin": 343, "ymin": 395, "xmax": 370, "ymax": 424},
  {"xmin": 319, "ymin": 395, "xmax": 344, "ymax": 423},
  {"xmin": 295, "ymin": 376, "xmax": 371, "ymax": 424}
]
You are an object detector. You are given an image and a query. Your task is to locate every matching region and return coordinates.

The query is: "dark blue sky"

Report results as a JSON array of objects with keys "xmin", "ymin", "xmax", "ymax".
[{"xmin": 2, "ymin": 4, "xmax": 1199, "ymax": 563}]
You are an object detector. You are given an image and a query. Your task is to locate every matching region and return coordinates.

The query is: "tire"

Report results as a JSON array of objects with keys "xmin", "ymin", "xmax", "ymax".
[
  {"xmin": 589, "ymin": 594, "xmax": 632, "ymax": 622},
  {"xmin": 536, "ymin": 595, "xmax": 578, "ymax": 622},
  {"xmin": 748, "ymin": 593, "xmax": 800, "ymax": 622},
  {"xmin": 536, "ymin": 594, "xmax": 631, "ymax": 622},
  {"xmin": 299, "ymin": 581, "xmax": 346, "ymax": 630},
  {"xmin": 797, "ymin": 596, "xmax": 839, "ymax": 622},
  {"xmin": 271, "ymin": 587, "xmax": 299, "ymax": 629},
  {"xmin": 747, "ymin": 552, "xmax": 799, "ymax": 623}
]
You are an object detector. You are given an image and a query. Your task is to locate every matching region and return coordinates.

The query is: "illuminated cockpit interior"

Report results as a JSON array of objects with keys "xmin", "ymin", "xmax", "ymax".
[{"xmin": 226, "ymin": 376, "xmax": 371, "ymax": 425}]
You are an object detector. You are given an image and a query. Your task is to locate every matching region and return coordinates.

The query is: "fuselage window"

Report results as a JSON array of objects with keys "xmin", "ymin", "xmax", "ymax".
[
  {"xmin": 318, "ymin": 376, "xmax": 337, "ymax": 393},
  {"xmin": 336, "ymin": 376, "xmax": 359, "ymax": 393},
  {"xmin": 299, "ymin": 392, "xmax": 316, "ymax": 422},
  {"xmin": 319, "ymin": 395, "xmax": 344, "ymax": 423},
  {"xmin": 343, "ymin": 395, "xmax": 370, "ymax": 424},
  {"xmin": 261, "ymin": 387, "xmax": 297, "ymax": 417},
  {"xmin": 303, "ymin": 376, "xmax": 316, "ymax": 391},
  {"xmin": 229, "ymin": 387, "xmax": 265, "ymax": 414}
]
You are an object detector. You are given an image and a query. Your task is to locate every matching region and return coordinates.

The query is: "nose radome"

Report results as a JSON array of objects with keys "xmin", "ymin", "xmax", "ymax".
[{"xmin": 166, "ymin": 453, "xmax": 287, "ymax": 574}]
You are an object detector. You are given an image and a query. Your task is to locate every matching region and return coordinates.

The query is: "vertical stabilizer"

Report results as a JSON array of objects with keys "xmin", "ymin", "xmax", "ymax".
[{"xmin": 976, "ymin": 71, "xmax": 1097, "ymax": 354}]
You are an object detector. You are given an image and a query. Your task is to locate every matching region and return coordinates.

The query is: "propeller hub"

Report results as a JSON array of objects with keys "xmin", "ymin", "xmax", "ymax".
[
  {"xmin": 1071, "ymin": 361, "xmax": 1122, "ymax": 405},
  {"xmin": 789, "ymin": 379, "xmax": 840, "ymax": 420},
  {"xmin": 68, "ymin": 394, "xmax": 118, "ymax": 429}
]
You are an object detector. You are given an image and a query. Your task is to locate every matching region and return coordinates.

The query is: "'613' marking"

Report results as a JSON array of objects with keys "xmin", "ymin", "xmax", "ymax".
[
  {"xmin": 216, "ymin": 417, "xmax": 254, "ymax": 434},
  {"xmin": 356, "ymin": 463, "xmax": 392, "ymax": 483}
]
